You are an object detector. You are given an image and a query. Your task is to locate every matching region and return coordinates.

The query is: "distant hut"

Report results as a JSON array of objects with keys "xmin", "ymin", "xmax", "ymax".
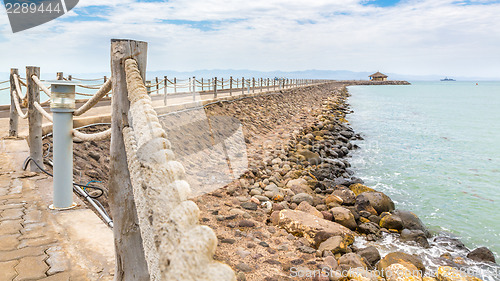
[{"xmin": 369, "ymin": 72, "xmax": 388, "ymax": 81}]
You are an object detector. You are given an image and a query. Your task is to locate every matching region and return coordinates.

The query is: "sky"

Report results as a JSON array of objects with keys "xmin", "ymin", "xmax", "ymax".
[{"xmin": 1, "ymin": 0, "xmax": 500, "ymax": 78}]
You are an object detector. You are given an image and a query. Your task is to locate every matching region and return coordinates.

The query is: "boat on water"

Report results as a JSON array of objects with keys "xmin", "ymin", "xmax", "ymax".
[{"xmin": 441, "ymin": 77, "xmax": 456, "ymax": 81}]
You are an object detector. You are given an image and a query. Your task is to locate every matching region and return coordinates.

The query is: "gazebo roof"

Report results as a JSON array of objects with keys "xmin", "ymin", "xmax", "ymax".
[{"xmin": 369, "ymin": 71, "xmax": 388, "ymax": 78}]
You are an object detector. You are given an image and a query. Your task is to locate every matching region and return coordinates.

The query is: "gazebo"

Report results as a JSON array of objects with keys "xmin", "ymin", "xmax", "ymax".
[{"xmin": 369, "ymin": 72, "xmax": 388, "ymax": 81}]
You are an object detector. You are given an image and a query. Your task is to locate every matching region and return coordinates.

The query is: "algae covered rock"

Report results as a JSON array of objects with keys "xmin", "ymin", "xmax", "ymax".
[
  {"xmin": 358, "ymin": 192, "xmax": 395, "ymax": 215},
  {"xmin": 380, "ymin": 214, "xmax": 404, "ymax": 231},
  {"xmin": 349, "ymin": 183, "xmax": 376, "ymax": 196},
  {"xmin": 377, "ymin": 252, "xmax": 426, "ymax": 276}
]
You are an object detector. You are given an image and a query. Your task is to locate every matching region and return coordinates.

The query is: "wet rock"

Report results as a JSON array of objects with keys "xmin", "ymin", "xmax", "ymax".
[
  {"xmin": 377, "ymin": 252, "xmax": 426, "ymax": 276},
  {"xmin": 296, "ymin": 201, "xmax": 324, "ymax": 219},
  {"xmin": 291, "ymin": 193, "xmax": 314, "ymax": 205},
  {"xmin": 379, "ymin": 214, "xmax": 404, "ymax": 231},
  {"xmin": 356, "ymin": 246, "xmax": 381, "ymax": 267},
  {"xmin": 358, "ymin": 222, "xmax": 381, "ymax": 236},
  {"xmin": 358, "ymin": 192, "xmax": 395, "ymax": 215},
  {"xmin": 467, "ymin": 247, "xmax": 496, "ymax": 263},
  {"xmin": 337, "ymin": 253, "xmax": 367, "ymax": 271},
  {"xmin": 330, "ymin": 207, "xmax": 357, "ymax": 230},
  {"xmin": 318, "ymin": 236, "xmax": 349, "ymax": 255},
  {"xmin": 393, "ymin": 210, "xmax": 430, "ymax": 238},
  {"xmin": 436, "ymin": 266, "xmax": 482, "ymax": 281},
  {"xmin": 277, "ymin": 209, "xmax": 354, "ymax": 247},
  {"xmin": 400, "ymin": 229, "xmax": 430, "ymax": 248},
  {"xmin": 349, "ymin": 183, "xmax": 375, "ymax": 196},
  {"xmin": 433, "ymin": 236, "xmax": 467, "ymax": 251}
]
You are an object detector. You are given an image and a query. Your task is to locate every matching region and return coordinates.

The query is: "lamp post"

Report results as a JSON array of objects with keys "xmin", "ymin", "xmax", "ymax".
[{"xmin": 49, "ymin": 81, "xmax": 77, "ymax": 210}]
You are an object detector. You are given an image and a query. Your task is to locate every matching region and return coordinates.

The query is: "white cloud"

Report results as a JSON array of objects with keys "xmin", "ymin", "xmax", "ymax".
[{"xmin": 0, "ymin": 0, "xmax": 499, "ymax": 78}]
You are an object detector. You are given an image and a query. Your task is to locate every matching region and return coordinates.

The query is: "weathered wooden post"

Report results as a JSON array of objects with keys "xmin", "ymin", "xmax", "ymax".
[
  {"xmin": 155, "ymin": 77, "xmax": 159, "ymax": 94},
  {"xmin": 242, "ymin": 77, "xmax": 245, "ymax": 95},
  {"xmin": 9, "ymin": 68, "xmax": 19, "ymax": 138},
  {"xmin": 109, "ymin": 39, "xmax": 150, "ymax": 281},
  {"xmin": 174, "ymin": 77, "xmax": 177, "ymax": 94},
  {"xmin": 201, "ymin": 78, "xmax": 204, "ymax": 92},
  {"xmin": 267, "ymin": 78, "xmax": 270, "ymax": 90},
  {"xmin": 192, "ymin": 76, "xmax": 196, "ymax": 101},
  {"xmin": 221, "ymin": 77, "xmax": 224, "ymax": 90},
  {"xmin": 229, "ymin": 76, "xmax": 233, "ymax": 96},
  {"xmin": 252, "ymin": 77, "xmax": 255, "ymax": 94},
  {"xmin": 214, "ymin": 77, "xmax": 217, "ymax": 98},
  {"xmin": 104, "ymin": 76, "xmax": 107, "ymax": 83},
  {"xmin": 146, "ymin": 80, "xmax": 151, "ymax": 95},
  {"xmin": 163, "ymin": 76, "xmax": 168, "ymax": 105},
  {"xmin": 68, "ymin": 75, "xmax": 72, "ymax": 81},
  {"xmin": 57, "ymin": 72, "xmax": 64, "ymax": 80},
  {"xmin": 26, "ymin": 66, "xmax": 44, "ymax": 172}
]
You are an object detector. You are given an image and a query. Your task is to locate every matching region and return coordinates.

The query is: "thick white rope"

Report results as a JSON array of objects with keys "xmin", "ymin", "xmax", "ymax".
[
  {"xmin": 34, "ymin": 101, "xmax": 53, "ymax": 122},
  {"xmin": 13, "ymin": 74, "xmax": 27, "ymax": 100},
  {"xmin": 12, "ymin": 90, "xmax": 28, "ymax": 119},
  {"xmin": 73, "ymin": 79, "xmax": 112, "ymax": 116},
  {"xmin": 71, "ymin": 77, "xmax": 104, "ymax": 82},
  {"xmin": 123, "ymin": 58, "xmax": 235, "ymax": 281},
  {"xmin": 31, "ymin": 75, "xmax": 51, "ymax": 98},
  {"xmin": 72, "ymin": 128, "xmax": 111, "ymax": 141}
]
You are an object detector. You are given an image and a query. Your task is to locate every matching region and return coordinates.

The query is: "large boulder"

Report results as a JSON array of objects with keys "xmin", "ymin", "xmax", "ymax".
[
  {"xmin": 400, "ymin": 229, "xmax": 430, "ymax": 248},
  {"xmin": 330, "ymin": 207, "xmax": 357, "ymax": 230},
  {"xmin": 436, "ymin": 266, "xmax": 482, "ymax": 281},
  {"xmin": 286, "ymin": 178, "xmax": 313, "ymax": 195},
  {"xmin": 385, "ymin": 263, "xmax": 422, "ymax": 281},
  {"xmin": 333, "ymin": 188, "xmax": 356, "ymax": 205},
  {"xmin": 358, "ymin": 192, "xmax": 395, "ymax": 215},
  {"xmin": 357, "ymin": 246, "xmax": 381, "ymax": 267},
  {"xmin": 337, "ymin": 253, "xmax": 367, "ymax": 271},
  {"xmin": 318, "ymin": 236, "xmax": 349, "ymax": 255},
  {"xmin": 393, "ymin": 210, "xmax": 430, "ymax": 238},
  {"xmin": 296, "ymin": 201, "xmax": 323, "ymax": 219},
  {"xmin": 377, "ymin": 252, "xmax": 426, "ymax": 276},
  {"xmin": 277, "ymin": 209, "xmax": 355, "ymax": 247},
  {"xmin": 380, "ymin": 214, "xmax": 404, "ymax": 231},
  {"xmin": 467, "ymin": 247, "xmax": 496, "ymax": 264},
  {"xmin": 349, "ymin": 183, "xmax": 376, "ymax": 196}
]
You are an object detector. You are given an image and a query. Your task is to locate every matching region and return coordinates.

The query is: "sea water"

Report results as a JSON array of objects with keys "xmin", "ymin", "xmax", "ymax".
[{"xmin": 348, "ymin": 82, "xmax": 500, "ymax": 273}]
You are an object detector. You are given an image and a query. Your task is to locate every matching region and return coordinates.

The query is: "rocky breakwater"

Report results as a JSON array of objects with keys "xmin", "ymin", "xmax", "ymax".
[{"xmin": 206, "ymin": 86, "xmax": 497, "ymax": 280}]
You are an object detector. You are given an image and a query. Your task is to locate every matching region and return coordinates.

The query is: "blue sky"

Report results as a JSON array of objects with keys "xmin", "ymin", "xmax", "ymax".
[{"xmin": 1, "ymin": 0, "xmax": 500, "ymax": 78}]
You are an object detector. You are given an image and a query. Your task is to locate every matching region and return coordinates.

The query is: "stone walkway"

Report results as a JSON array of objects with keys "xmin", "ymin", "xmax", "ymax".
[{"xmin": 0, "ymin": 141, "xmax": 88, "ymax": 281}]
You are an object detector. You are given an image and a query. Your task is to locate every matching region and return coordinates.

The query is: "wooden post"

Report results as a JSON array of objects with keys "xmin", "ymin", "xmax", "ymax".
[
  {"xmin": 109, "ymin": 39, "xmax": 150, "ymax": 281},
  {"xmin": 242, "ymin": 77, "xmax": 245, "ymax": 95},
  {"xmin": 214, "ymin": 77, "xmax": 217, "ymax": 98},
  {"xmin": 229, "ymin": 76, "xmax": 233, "ymax": 96},
  {"xmin": 104, "ymin": 76, "xmax": 107, "ymax": 83},
  {"xmin": 68, "ymin": 75, "xmax": 72, "ymax": 81},
  {"xmin": 155, "ymin": 77, "xmax": 159, "ymax": 94},
  {"xmin": 26, "ymin": 66, "xmax": 44, "ymax": 172},
  {"xmin": 267, "ymin": 78, "xmax": 270, "ymax": 90},
  {"xmin": 174, "ymin": 77, "xmax": 177, "ymax": 94},
  {"xmin": 201, "ymin": 78, "xmax": 204, "ymax": 92},
  {"xmin": 164, "ymin": 76, "xmax": 167, "ymax": 105},
  {"xmin": 221, "ymin": 78, "xmax": 224, "ymax": 90},
  {"xmin": 9, "ymin": 68, "xmax": 19, "ymax": 137},
  {"xmin": 56, "ymin": 72, "xmax": 63, "ymax": 80},
  {"xmin": 252, "ymin": 78, "xmax": 255, "ymax": 94}
]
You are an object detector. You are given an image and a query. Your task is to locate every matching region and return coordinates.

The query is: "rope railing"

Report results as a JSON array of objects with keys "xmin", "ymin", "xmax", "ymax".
[
  {"xmin": 13, "ymin": 74, "xmax": 27, "ymax": 100},
  {"xmin": 11, "ymin": 90, "xmax": 28, "ymax": 119},
  {"xmin": 73, "ymin": 79, "xmax": 112, "ymax": 116},
  {"xmin": 0, "ymin": 80, "xmax": 9, "ymax": 85},
  {"xmin": 71, "ymin": 77, "xmax": 105, "ymax": 82},
  {"xmin": 122, "ymin": 58, "xmax": 235, "ymax": 281},
  {"xmin": 72, "ymin": 127, "xmax": 112, "ymax": 141},
  {"xmin": 31, "ymin": 75, "xmax": 51, "ymax": 98},
  {"xmin": 0, "ymin": 86, "xmax": 9, "ymax": 91},
  {"xmin": 34, "ymin": 101, "xmax": 53, "ymax": 122}
]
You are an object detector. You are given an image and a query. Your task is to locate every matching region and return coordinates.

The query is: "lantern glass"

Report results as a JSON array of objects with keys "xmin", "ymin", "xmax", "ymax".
[{"xmin": 50, "ymin": 81, "xmax": 76, "ymax": 110}]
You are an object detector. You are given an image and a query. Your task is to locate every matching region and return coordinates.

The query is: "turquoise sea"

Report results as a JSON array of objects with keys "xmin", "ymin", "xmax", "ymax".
[{"xmin": 348, "ymin": 82, "xmax": 500, "ymax": 261}]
